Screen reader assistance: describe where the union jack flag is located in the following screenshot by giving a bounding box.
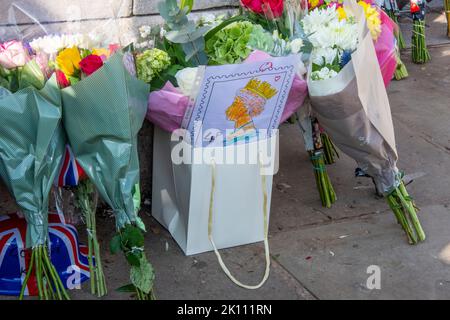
[57,144,86,187]
[0,212,91,296]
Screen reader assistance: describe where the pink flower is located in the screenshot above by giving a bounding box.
[109,43,120,55]
[241,0,284,18]
[35,51,50,77]
[0,40,30,69]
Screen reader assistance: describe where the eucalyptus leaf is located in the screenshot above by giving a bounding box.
[158,0,209,66]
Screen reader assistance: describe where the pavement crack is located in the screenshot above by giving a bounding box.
[270,255,320,300]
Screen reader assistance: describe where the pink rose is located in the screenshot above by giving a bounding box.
[0,40,30,69]
[241,0,284,18]
[79,54,104,76]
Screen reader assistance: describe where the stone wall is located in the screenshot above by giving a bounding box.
[0,0,239,43]
[0,0,239,213]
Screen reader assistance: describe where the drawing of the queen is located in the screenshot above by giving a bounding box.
[224,78,277,144]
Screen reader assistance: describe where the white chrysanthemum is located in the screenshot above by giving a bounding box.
[311,67,338,81]
[302,7,339,35]
[312,47,340,66]
[29,34,100,55]
[327,19,359,51]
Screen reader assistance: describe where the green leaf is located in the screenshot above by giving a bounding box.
[122,224,145,248]
[130,256,155,294]
[110,234,122,254]
[68,76,80,85]
[180,0,194,13]
[116,283,137,293]
[126,252,142,267]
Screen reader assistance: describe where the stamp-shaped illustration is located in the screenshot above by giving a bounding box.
[183,56,297,147]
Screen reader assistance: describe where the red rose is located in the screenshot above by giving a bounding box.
[241,0,283,18]
[55,69,70,88]
[79,54,104,76]
[266,0,283,18]
[241,0,264,14]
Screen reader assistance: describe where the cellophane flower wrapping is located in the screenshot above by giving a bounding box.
[61,50,149,229]
[0,75,65,247]
[307,1,400,194]
[375,9,397,87]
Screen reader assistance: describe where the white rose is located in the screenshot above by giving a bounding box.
[175,67,200,97]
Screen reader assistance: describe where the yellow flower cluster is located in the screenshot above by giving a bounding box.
[336,7,347,20]
[358,1,382,40]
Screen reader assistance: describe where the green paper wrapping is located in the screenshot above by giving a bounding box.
[0,75,65,247]
[61,51,149,229]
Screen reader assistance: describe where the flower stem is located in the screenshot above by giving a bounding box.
[310,152,336,208]
[386,181,426,245]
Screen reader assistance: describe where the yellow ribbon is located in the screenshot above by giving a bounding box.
[208,155,270,290]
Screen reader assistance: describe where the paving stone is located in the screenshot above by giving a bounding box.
[270,205,450,299]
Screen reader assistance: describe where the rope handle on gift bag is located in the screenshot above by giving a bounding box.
[208,157,270,290]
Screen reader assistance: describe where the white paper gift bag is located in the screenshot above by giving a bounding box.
[151,126,279,288]
[152,126,278,254]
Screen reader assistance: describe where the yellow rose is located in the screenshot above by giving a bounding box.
[56,46,81,76]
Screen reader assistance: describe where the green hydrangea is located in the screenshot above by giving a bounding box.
[205,21,254,65]
[136,48,171,83]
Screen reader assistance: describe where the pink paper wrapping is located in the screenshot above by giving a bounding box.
[146,50,308,132]
[147,81,190,133]
[375,9,397,88]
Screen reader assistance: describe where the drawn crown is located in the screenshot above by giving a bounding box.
[244,78,277,100]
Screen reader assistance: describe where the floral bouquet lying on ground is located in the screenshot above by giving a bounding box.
[53,42,155,299]
[0,39,68,299]
[305,0,425,244]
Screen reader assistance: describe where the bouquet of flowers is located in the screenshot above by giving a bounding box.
[35,39,112,298]
[141,0,309,134]
[410,0,431,64]
[305,0,425,244]
[0,40,69,299]
[59,44,155,299]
